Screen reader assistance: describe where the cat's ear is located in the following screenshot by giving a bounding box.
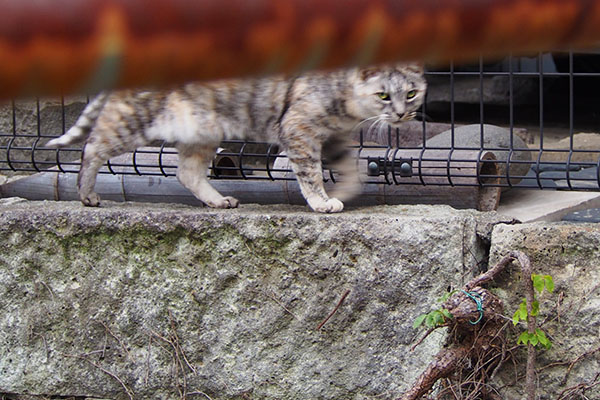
[358,66,382,81]
[404,62,425,74]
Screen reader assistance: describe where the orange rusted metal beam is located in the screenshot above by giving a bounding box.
[1,0,600,98]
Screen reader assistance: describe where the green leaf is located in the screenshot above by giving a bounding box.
[434,311,445,326]
[531,300,540,317]
[441,308,453,320]
[518,300,528,320]
[530,333,539,346]
[532,274,545,294]
[512,309,520,326]
[425,313,436,328]
[543,341,552,350]
[536,328,551,349]
[544,275,555,293]
[413,314,427,329]
[517,331,530,345]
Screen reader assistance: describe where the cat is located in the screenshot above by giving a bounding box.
[46,64,426,213]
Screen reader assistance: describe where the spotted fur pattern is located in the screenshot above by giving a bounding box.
[47,64,426,212]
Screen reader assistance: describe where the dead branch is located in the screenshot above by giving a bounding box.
[150,328,188,398]
[399,251,544,400]
[402,346,471,400]
[410,327,437,352]
[464,253,516,290]
[316,289,351,330]
[399,286,507,400]
[398,251,521,400]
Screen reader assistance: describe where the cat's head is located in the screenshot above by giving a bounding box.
[349,63,427,126]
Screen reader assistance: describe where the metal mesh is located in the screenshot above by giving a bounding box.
[1,51,599,191]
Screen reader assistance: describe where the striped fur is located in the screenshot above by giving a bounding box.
[46,64,426,212]
[47,92,110,148]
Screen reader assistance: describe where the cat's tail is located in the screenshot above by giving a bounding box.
[46,92,110,148]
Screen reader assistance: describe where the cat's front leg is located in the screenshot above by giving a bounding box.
[283,136,344,213]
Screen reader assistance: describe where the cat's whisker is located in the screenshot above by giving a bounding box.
[365,116,393,143]
[377,119,391,145]
[402,111,417,121]
[366,118,386,139]
[353,115,382,132]
[365,121,378,138]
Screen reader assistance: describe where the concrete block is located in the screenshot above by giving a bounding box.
[489,222,600,400]
[0,201,508,399]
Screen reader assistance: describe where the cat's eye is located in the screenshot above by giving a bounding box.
[406,90,417,100]
[377,92,391,101]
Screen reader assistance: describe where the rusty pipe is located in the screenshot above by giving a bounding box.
[1,0,600,98]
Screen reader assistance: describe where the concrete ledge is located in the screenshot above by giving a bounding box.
[0,201,508,399]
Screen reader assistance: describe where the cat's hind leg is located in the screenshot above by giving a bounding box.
[78,146,105,206]
[326,154,362,202]
[176,144,239,209]
[78,139,129,206]
[322,138,362,202]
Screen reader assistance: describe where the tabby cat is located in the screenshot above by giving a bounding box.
[47,64,426,213]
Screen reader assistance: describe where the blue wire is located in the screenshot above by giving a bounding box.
[461,290,484,325]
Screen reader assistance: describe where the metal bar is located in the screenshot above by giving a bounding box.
[566,50,575,190]
[535,52,544,189]
[447,61,455,187]
[506,54,515,188]
[2,0,600,98]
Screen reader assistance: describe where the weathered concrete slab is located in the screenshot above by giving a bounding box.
[498,188,600,222]
[0,201,510,399]
[489,222,600,399]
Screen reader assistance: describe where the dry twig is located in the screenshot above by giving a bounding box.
[556,372,600,400]
[410,327,438,352]
[61,352,134,400]
[263,290,300,321]
[150,311,198,399]
[100,321,132,360]
[188,391,215,399]
[316,289,351,330]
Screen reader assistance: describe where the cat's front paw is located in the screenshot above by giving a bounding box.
[206,196,240,209]
[81,192,101,207]
[310,197,344,213]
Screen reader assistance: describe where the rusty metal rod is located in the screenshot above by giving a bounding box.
[1,0,600,98]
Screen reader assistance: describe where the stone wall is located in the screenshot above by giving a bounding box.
[0,201,598,399]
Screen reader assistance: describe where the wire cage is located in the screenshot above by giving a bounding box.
[1,51,599,209]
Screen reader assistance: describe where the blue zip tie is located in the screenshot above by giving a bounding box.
[461,290,484,325]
